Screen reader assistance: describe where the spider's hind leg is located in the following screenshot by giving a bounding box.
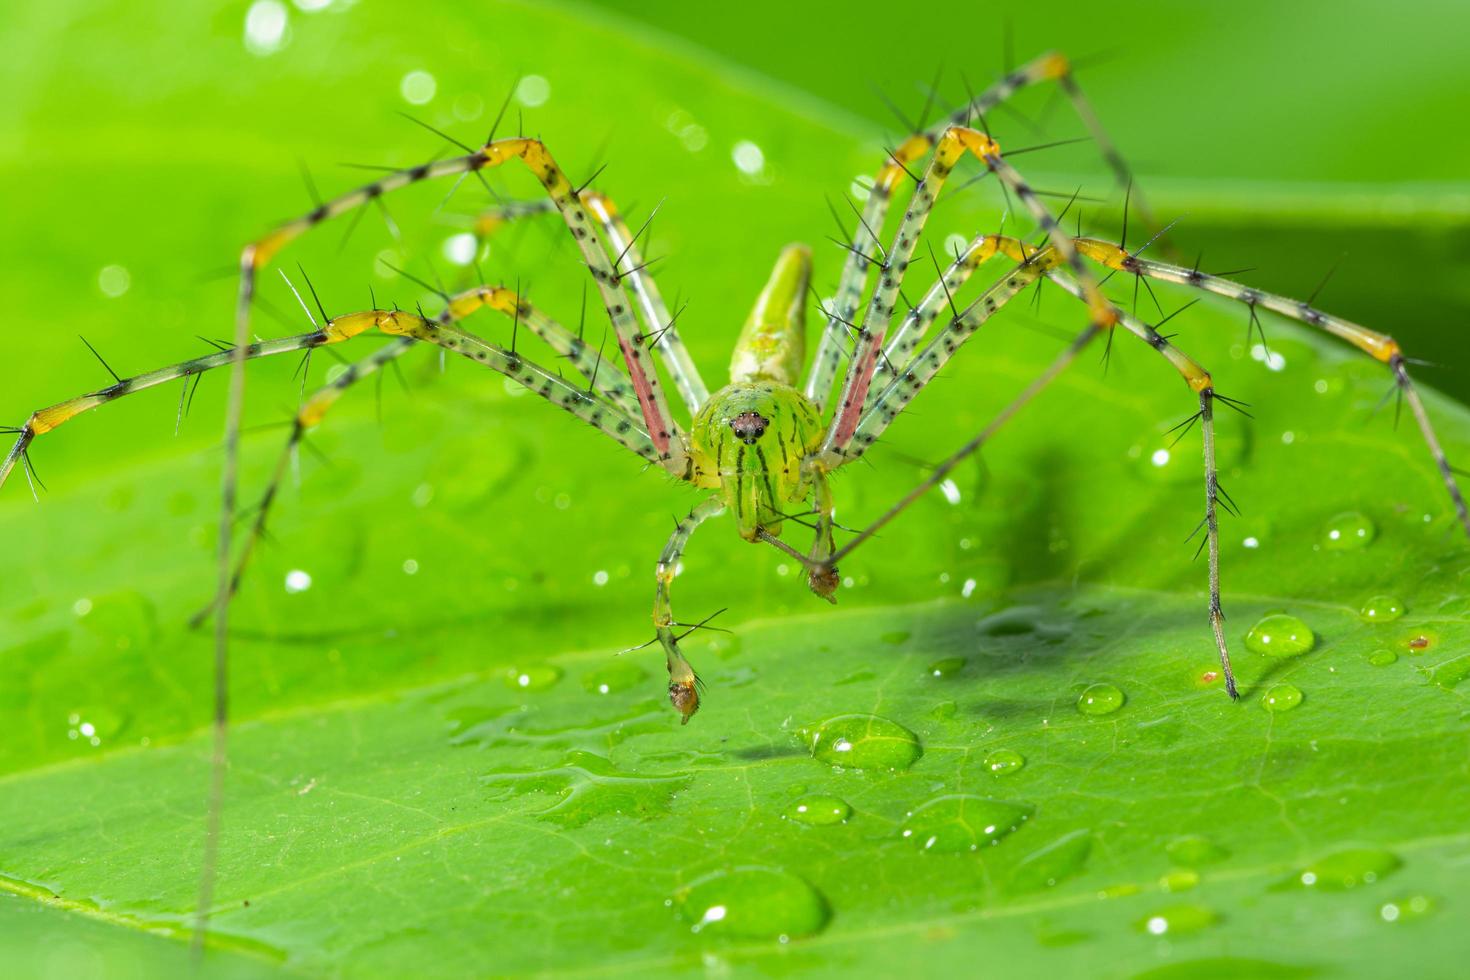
[1070,238,1470,537]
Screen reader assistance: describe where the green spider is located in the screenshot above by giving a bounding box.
[5,49,1466,747]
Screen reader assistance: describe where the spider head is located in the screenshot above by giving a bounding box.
[729,411,768,444]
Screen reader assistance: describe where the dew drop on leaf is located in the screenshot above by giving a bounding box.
[900,795,1033,852]
[501,665,563,691]
[1166,835,1229,867]
[1135,903,1220,935]
[1244,613,1315,657]
[1286,847,1401,891]
[1379,894,1437,923]
[676,868,829,940]
[1076,683,1125,716]
[927,657,966,679]
[1009,829,1090,890]
[784,795,851,825]
[580,660,647,695]
[1367,649,1398,667]
[1321,510,1375,550]
[983,748,1025,776]
[802,714,921,771]
[1359,595,1405,622]
[1262,683,1303,712]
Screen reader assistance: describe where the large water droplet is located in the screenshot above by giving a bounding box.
[1244,613,1315,657]
[802,714,922,771]
[1166,835,1229,867]
[1009,829,1091,890]
[1136,904,1220,935]
[983,748,1025,776]
[676,868,829,940]
[1423,653,1470,690]
[1367,649,1398,667]
[1359,596,1405,622]
[1076,683,1125,716]
[1262,683,1303,712]
[900,795,1033,852]
[785,795,851,826]
[1289,847,1400,891]
[1322,511,1375,550]
[581,660,647,695]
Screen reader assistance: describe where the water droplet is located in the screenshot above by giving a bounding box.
[1379,894,1436,923]
[983,748,1025,776]
[1288,847,1400,891]
[1134,415,1247,484]
[676,868,829,940]
[927,657,966,679]
[1166,835,1229,867]
[1161,869,1200,892]
[1136,904,1219,935]
[1367,649,1398,667]
[1262,683,1303,712]
[1244,613,1315,657]
[802,714,921,771]
[1423,653,1470,690]
[1009,829,1090,890]
[785,795,851,826]
[1076,683,1124,716]
[930,701,957,720]
[881,630,910,645]
[900,795,1033,852]
[283,569,313,594]
[1360,595,1405,622]
[502,664,563,691]
[581,660,647,695]
[1322,511,1375,550]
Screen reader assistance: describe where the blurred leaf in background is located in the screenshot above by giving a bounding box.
[1,1,1468,976]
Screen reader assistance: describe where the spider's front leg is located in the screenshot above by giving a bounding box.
[654,497,725,723]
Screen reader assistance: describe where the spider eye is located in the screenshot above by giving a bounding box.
[729,411,769,444]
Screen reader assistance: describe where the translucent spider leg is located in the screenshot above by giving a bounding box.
[804,51,1142,409]
[195,283,657,624]
[581,192,709,413]
[655,496,725,723]
[192,336,420,627]
[1068,239,1470,536]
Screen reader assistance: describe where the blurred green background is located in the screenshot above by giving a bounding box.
[2,1,1469,976]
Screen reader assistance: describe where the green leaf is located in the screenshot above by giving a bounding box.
[3,2,1468,977]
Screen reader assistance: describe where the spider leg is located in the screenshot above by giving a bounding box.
[0,327,348,491]
[1069,238,1470,536]
[1046,273,1237,697]
[818,128,1116,468]
[191,288,663,626]
[581,192,710,414]
[472,190,709,416]
[804,50,1149,411]
[191,336,420,627]
[655,496,725,723]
